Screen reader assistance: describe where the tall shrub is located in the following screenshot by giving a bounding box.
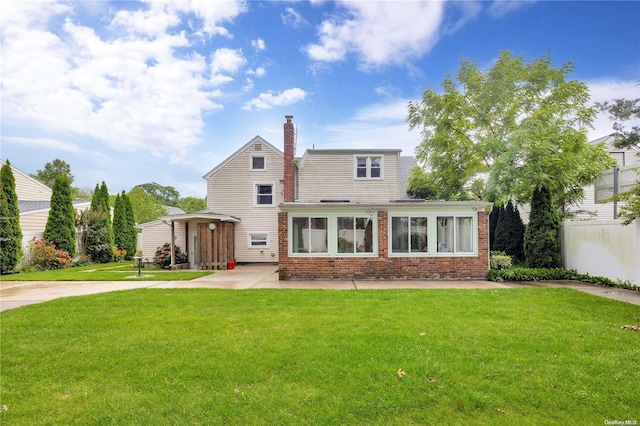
[489,204,502,251]
[524,187,561,268]
[122,191,137,258]
[0,160,23,273]
[493,200,525,262]
[44,175,76,258]
[78,209,113,263]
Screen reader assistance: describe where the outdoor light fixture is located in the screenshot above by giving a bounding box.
[209,223,217,230]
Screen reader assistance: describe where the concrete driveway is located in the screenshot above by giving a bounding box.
[1,264,639,311]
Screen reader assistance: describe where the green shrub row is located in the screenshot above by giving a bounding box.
[487,267,639,292]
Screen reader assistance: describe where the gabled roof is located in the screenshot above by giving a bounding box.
[202,135,283,180]
[137,210,241,228]
[0,159,53,200]
[589,133,640,152]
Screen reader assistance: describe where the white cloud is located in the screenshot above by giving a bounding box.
[318,99,420,154]
[305,1,444,69]
[1,1,247,164]
[282,7,309,28]
[586,79,640,140]
[247,67,266,78]
[251,38,265,50]
[488,0,536,18]
[242,88,307,111]
[1,136,83,153]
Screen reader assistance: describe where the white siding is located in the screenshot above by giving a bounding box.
[207,141,283,262]
[1,161,52,201]
[137,221,187,263]
[297,152,400,203]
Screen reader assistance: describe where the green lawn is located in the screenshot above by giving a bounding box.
[4,262,212,281]
[1,288,639,425]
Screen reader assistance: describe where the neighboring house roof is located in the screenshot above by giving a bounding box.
[1,159,53,201]
[202,136,283,180]
[163,205,185,215]
[18,200,91,215]
[399,156,416,199]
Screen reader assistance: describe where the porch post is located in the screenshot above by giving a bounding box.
[170,221,176,268]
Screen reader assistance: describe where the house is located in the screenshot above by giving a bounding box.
[1,160,91,250]
[566,134,640,220]
[147,116,492,279]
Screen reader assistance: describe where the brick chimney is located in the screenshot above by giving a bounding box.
[283,115,295,202]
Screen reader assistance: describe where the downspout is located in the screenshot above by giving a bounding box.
[170,221,176,269]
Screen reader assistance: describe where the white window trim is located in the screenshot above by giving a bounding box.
[250,154,266,171]
[248,232,270,248]
[353,155,384,180]
[288,213,378,257]
[388,212,477,257]
[253,182,275,207]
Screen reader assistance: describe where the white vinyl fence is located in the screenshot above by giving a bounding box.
[560,219,639,284]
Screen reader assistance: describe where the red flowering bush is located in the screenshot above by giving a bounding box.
[23,237,71,271]
[153,243,187,268]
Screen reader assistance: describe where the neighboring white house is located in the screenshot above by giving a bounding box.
[1,160,91,249]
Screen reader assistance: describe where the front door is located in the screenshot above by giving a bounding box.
[189,231,198,269]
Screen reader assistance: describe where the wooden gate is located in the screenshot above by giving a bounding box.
[197,222,235,270]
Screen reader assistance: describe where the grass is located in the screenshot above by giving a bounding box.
[4,262,212,281]
[1,288,639,425]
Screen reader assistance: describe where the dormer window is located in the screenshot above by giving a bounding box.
[251,155,265,170]
[354,155,383,179]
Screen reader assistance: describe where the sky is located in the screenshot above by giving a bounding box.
[1,0,639,198]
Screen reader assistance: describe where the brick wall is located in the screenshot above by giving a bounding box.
[283,115,295,202]
[278,210,490,280]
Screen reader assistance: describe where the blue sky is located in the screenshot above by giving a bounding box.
[1,1,639,198]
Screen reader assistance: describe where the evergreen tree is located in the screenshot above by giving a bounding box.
[122,191,137,258]
[90,183,101,211]
[99,181,114,245]
[43,175,76,257]
[493,200,525,261]
[489,204,502,251]
[0,160,23,273]
[113,193,127,255]
[524,187,561,268]
[85,181,113,262]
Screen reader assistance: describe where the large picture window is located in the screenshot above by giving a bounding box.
[391,216,428,254]
[291,217,328,254]
[337,216,374,253]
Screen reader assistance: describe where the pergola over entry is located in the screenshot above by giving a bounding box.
[159,211,240,270]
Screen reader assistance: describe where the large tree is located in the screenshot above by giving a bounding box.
[122,191,138,256]
[128,186,167,224]
[407,51,614,207]
[133,182,181,206]
[113,192,137,259]
[595,97,639,150]
[30,159,74,187]
[177,196,207,213]
[43,175,76,257]
[493,200,525,262]
[0,161,23,273]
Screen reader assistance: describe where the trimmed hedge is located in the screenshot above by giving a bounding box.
[487,267,639,292]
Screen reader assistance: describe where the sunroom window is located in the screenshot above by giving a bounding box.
[391,216,428,253]
[291,217,328,254]
[437,216,473,253]
[337,216,374,253]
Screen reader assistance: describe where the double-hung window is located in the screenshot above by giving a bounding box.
[391,216,428,254]
[354,155,383,179]
[255,183,274,206]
